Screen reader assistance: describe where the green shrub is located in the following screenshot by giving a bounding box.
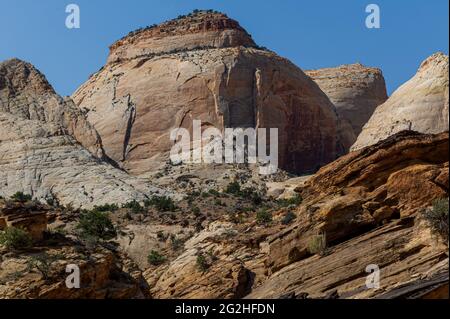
[192,206,201,216]
[10,192,32,202]
[122,200,144,214]
[196,253,210,272]
[208,189,221,197]
[278,195,302,207]
[225,181,241,195]
[423,198,449,242]
[307,232,327,255]
[76,210,116,240]
[92,203,119,213]
[256,209,272,225]
[0,227,32,250]
[145,196,177,212]
[170,235,184,250]
[27,253,56,280]
[147,250,166,266]
[282,211,297,225]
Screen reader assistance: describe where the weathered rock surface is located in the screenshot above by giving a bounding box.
[0,200,149,299]
[247,131,449,299]
[0,199,48,241]
[306,63,388,137]
[352,53,449,150]
[0,59,104,158]
[73,11,349,175]
[267,131,448,273]
[0,59,169,209]
[0,245,148,299]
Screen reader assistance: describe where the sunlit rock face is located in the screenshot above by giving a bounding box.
[352,52,449,151]
[72,11,350,175]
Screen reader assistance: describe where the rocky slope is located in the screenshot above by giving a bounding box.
[0,59,168,209]
[0,199,148,299]
[306,63,388,138]
[249,131,449,298]
[352,53,449,150]
[72,10,350,175]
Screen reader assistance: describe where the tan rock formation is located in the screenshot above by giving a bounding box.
[0,59,170,209]
[306,63,388,137]
[267,131,449,274]
[0,200,48,241]
[0,245,148,299]
[352,53,449,150]
[72,11,349,175]
[0,59,104,158]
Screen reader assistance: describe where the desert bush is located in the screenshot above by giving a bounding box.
[147,250,166,266]
[170,235,184,250]
[281,211,297,225]
[10,192,32,202]
[307,232,327,255]
[423,198,449,242]
[122,200,144,214]
[256,209,272,225]
[0,227,32,250]
[196,253,210,272]
[277,195,302,208]
[225,181,241,195]
[145,196,177,212]
[76,210,116,240]
[92,203,119,213]
[27,253,56,280]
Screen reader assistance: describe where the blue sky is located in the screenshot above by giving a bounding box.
[0,0,448,96]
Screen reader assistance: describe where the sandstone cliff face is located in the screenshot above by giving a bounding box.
[0,59,104,158]
[0,59,169,209]
[352,53,449,150]
[306,63,388,138]
[73,11,348,175]
[250,131,448,298]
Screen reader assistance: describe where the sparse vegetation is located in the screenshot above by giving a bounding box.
[423,198,449,242]
[170,234,184,250]
[92,203,119,213]
[225,181,241,195]
[147,250,166,266]
[307,232,327,255]
[10,192,32,202]
[277,195,302,208]
[0,227,32,250]
[256,209,272,225]
[157,231,168,242]
[76,210,116,241]
[196,253,210,272]
[122,200,145,214]
[27,253,56,280]
[281,211,297,225]
[145,196,177,212]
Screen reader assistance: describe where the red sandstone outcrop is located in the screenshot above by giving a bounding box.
[72,11,350,175]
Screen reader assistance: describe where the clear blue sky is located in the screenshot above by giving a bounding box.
[0,0,448,96]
